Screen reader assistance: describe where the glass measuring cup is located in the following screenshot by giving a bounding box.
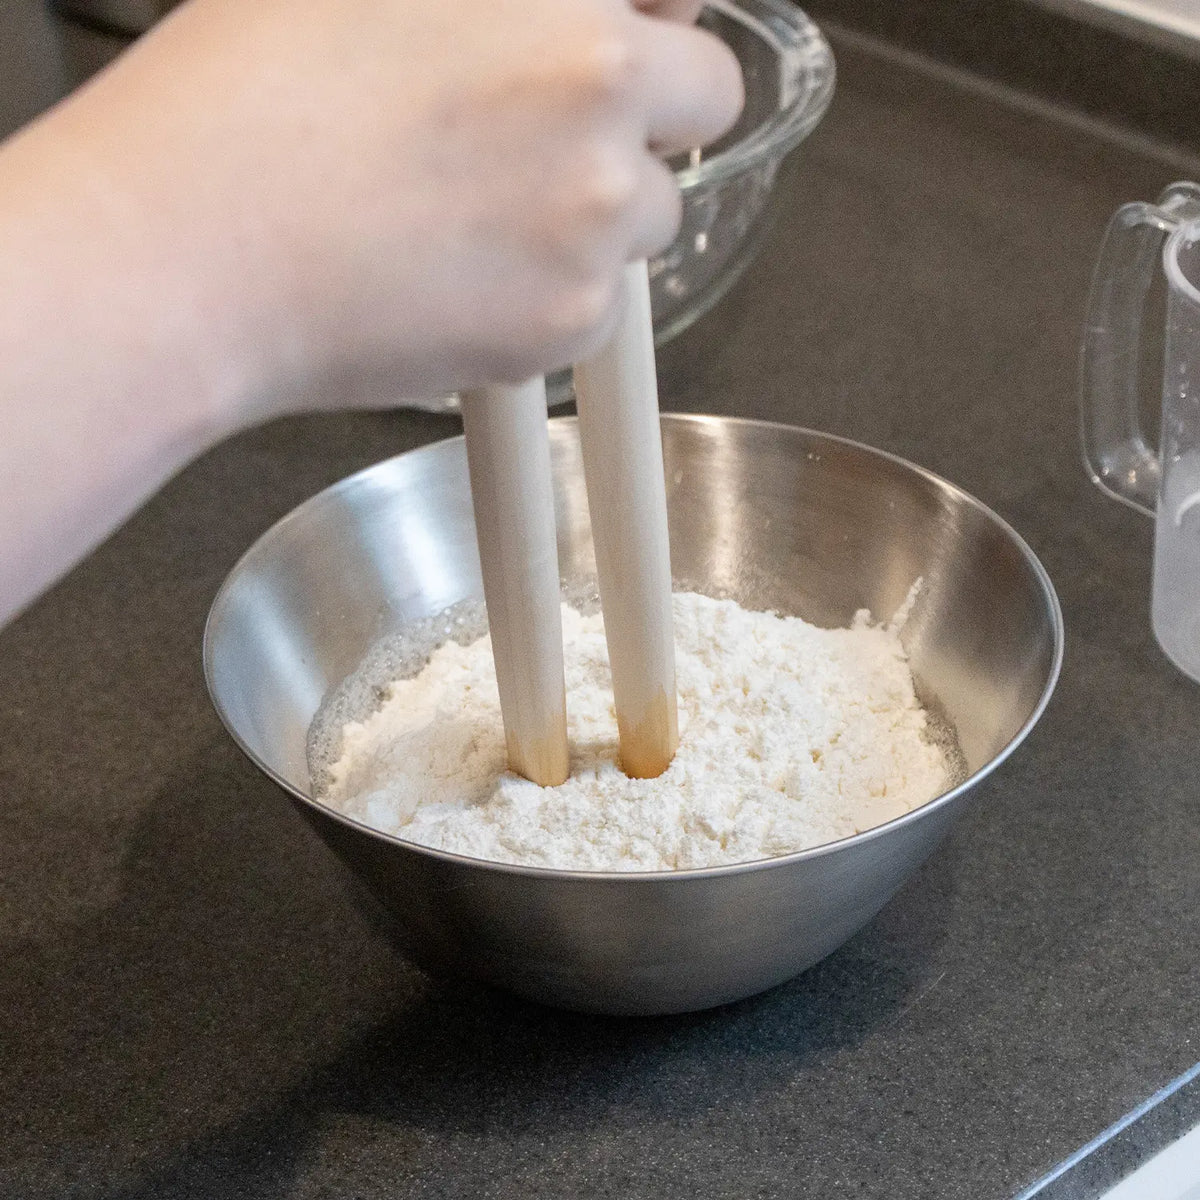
[1082,182,1200,681]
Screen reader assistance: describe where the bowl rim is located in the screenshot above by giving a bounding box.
[204,413,1065,883]
[674,0,837,193]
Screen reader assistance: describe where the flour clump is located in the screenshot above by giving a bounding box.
[316,592,956,871]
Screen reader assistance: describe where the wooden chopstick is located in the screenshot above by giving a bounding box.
[573,261,679,778]
[461,379,570,787]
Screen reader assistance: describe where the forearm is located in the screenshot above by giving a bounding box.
[0,79,244,625]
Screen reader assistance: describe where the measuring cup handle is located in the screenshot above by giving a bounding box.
[1081,182,1200,517]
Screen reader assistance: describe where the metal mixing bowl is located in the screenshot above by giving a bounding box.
[204,416,1062,1015]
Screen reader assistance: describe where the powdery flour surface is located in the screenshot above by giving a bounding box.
[319,592,953,871]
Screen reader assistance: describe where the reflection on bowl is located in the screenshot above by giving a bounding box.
[204,416,1062,1015]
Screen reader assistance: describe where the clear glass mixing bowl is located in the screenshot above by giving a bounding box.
[651,0,835,344]
[417,0,835,411]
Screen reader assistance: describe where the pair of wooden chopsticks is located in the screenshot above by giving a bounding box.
[461,261,678,785]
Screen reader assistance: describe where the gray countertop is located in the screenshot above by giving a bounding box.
[5,26,1200,1200]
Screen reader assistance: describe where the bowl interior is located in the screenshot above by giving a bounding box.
[206,415,1061,827]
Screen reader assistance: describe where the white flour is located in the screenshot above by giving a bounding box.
[316,592,955,871]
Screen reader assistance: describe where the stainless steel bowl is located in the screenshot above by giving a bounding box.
[204,416,1062,1015]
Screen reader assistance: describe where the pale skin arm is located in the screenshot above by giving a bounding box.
[0,0,741,626]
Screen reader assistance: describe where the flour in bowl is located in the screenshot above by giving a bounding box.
[311,592,959,871]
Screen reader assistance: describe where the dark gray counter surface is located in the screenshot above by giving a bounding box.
[5,28,1200,1200]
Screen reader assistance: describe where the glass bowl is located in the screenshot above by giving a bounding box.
[418,0,834,411]
[650,0,835,343]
